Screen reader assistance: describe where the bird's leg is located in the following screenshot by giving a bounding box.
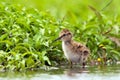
[69,60,73,68]
[82,62,86,68]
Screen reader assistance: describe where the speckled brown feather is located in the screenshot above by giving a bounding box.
[64,40,90,62]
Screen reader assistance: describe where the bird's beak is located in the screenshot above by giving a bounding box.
[53,36,62,42]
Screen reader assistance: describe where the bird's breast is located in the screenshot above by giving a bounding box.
[62,41,80,63]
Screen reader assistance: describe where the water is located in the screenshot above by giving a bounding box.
[0,64,120,80]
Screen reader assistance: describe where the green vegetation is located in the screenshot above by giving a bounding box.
[0,0,120,71]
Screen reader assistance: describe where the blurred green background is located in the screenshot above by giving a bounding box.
[1,0,120,22]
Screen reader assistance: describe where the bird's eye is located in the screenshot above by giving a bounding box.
[63,34,66,36]
[67,33,71,35]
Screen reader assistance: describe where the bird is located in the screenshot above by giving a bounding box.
[54,29,90,68]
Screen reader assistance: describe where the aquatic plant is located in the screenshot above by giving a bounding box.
[0,0,120,71]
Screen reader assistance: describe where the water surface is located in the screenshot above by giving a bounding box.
[0,64,120,80]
